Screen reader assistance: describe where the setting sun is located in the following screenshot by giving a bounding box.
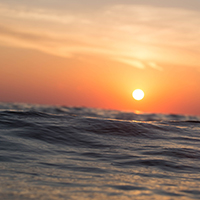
[132,89,145,101]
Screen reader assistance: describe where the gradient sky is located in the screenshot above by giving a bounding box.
[0,0,200,115]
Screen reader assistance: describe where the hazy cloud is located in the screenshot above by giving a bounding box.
[114,57,146,69]
[1,0,200,12]
[147,62,163,71]
[0,2,200,69]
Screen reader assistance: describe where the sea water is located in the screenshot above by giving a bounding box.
[0,103,200,200]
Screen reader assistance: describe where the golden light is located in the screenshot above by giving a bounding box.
[132,89,145,101]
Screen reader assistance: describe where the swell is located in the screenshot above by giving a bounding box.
[0,104,200,200]
[0,108,199,143]
[0,106,199,167]
[0,111,168,143]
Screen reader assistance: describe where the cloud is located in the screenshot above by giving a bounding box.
[1,0,200,12]
[147,62,163,71]
[0,3,200,69]
[114,57,146,69]
[113,58,163,71]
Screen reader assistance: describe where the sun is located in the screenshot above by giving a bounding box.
[132,89,144,101]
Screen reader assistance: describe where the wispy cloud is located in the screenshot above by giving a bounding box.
[114,57,146,69]
[0,3,200,70]
[147,62,163,71]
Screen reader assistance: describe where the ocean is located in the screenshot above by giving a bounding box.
[0,103,200,200]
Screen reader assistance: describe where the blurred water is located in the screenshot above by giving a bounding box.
[0,103,200,200]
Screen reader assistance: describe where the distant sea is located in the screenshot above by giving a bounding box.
[0,103,200,200]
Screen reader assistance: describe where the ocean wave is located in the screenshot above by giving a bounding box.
[0,103,200,199]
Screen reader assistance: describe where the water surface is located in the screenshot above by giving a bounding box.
[0,103,200,199]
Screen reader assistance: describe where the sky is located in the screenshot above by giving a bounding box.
[0,0,200,115]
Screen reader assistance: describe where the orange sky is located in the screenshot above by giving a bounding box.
[0,0,200,115]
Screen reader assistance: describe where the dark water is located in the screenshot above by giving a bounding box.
[0,103,200,200]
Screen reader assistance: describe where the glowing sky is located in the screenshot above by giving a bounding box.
[0,0,200,115]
